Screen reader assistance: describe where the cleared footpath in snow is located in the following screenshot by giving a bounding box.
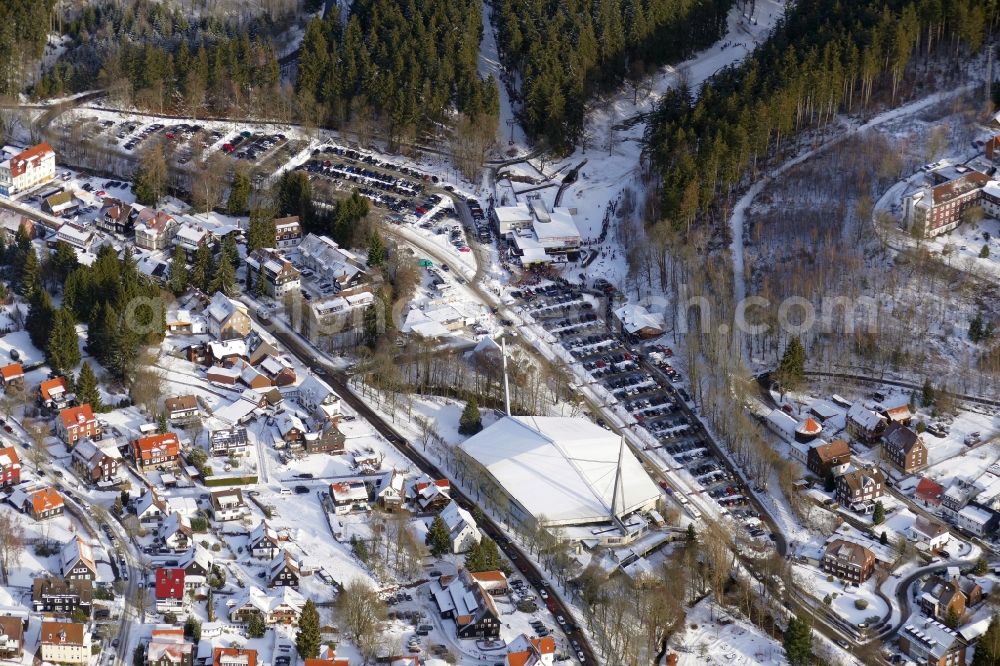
[477,0,526,149]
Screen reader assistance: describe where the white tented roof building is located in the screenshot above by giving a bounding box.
[460,416,659,527]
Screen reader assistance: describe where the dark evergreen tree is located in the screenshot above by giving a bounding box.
[458,398,483,436]
[872,501,885,525]
[51,240,79,283]
[247,612,266,638]
[776,336,806,389]
[246,209,276,252]
[426,515,451,556]
[362,303,379,348]
[783,615,813,666]
[26,288,55,352]
[275,171,314,228]
[367,231,387,268]
[183,616,201,643]
[226,168,251,216]
[168,245,188,295]
[19,247,39,298]
[210,251,237,296]
[465,536,505,573]
[922,378,935,407]
[76,362,103,411]
[971,313,985,342]
[190,243,211,293]
[823,470,836,493]
[47,308,81,374]
[295,599,321,658]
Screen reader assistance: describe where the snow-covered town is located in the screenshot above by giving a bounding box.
[0,1,996,666]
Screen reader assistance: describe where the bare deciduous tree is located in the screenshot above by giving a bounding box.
[336,579,387,660]
[0,511,25,584]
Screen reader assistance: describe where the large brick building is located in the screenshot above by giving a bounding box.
[881,423,928,474]
[822,539,876,583]
[836,466,885,513]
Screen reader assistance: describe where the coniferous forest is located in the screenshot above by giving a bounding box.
[0,0,57,97]
[493,0,734,152]
[36,0,499,149]
[294,0,499,144]
[644,0,999,234]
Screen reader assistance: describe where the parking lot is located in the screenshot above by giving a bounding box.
[517,283,764,532]
[63,116,307,185]
[299,145,427,210]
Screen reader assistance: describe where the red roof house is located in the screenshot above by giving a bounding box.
[39,376,70,407]
[26,487,64,520]
[915,477,945,507]
[213,647,257,666]
[0,362,24,386]
[132,433,181,469]
[155,568,185,612]
[56,404,100,447]
[413,479,451,494]
[0,445,20,487]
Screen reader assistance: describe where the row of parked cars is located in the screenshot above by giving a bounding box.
[465,197,491,243]
[122,122,165,151]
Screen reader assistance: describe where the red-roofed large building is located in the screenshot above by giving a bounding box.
[0,143,56,196]
[132,433,181,469]
[25,486,64,520]
[155,568,185,612]
[0,446,21,487]
[303,646,349,666]
[0,615,24,659]
[39,620,90,664]
[56,405,100,447]
[471,570,510,596]
[903,169,990,237]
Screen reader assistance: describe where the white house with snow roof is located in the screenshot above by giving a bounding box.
[438,500,481,553]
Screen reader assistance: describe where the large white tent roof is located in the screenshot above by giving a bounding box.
[460,416,659,526]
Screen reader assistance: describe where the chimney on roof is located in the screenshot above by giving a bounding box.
[77,413,85,423]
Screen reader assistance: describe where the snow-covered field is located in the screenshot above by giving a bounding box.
[671,597,785,666]
[792,564,887,627]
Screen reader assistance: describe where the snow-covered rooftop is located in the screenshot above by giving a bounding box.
[460,415,660,526]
